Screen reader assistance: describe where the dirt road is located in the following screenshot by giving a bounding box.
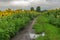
[11,19,36,40]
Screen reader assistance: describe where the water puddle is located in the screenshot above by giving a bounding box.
[29,32,45,39]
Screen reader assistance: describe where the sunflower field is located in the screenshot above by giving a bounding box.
[0,9,40,40]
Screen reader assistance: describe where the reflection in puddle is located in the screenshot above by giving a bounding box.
[29,32,45,39]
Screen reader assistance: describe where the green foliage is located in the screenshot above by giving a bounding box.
[0,11,39,40]
[30,7,34,11]
[33,23,44,34]
[35,36,49,40]
[33,10,60,40]
[36,6,41,12]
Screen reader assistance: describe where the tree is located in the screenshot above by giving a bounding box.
[31,7,34,11]
[36,6,41,12]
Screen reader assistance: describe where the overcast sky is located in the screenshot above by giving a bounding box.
[0,0,60,10]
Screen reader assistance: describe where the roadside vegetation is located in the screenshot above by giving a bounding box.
[0,6,60,40]
[33,9,60,40]
[0,8,40,40]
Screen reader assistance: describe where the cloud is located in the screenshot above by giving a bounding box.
[0,0,12,2]
[10,1,30,6]
[0,0,60,10]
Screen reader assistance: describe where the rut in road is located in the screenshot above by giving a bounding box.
[11,18,36,40]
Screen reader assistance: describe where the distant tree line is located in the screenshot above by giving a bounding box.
[30,6,41,12]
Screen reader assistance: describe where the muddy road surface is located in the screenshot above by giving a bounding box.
[11,19,36,40]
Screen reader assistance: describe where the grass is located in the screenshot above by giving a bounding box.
[33,16,60,40]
